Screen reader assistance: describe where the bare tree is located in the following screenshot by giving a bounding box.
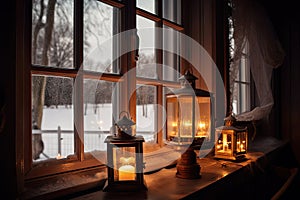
[32,0,57,160]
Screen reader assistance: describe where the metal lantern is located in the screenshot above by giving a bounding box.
[215,115,248,161]
[166,70,213,147]
[103,135,147,192]
[165,70,213,179]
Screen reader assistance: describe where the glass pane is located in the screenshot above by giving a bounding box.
[232,82,250,114]
[137,0,157,14]
[84,79,114,152]
[163,0,181,24]
[178,96,193,138]
[163,25,181,81]
[137,16,157,79]
[32,0,74,68]
[195,97,211,140]
[32,75,74,161]
[166,96,179,142]
[84,0,120,73]
[136,85,157,142]
[113,146,136,181]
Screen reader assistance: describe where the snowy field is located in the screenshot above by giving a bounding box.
[36,104,157,160]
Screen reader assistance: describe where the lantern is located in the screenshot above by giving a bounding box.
[165,70,213,179]
[214,115,248,161]
[103,112,147,192]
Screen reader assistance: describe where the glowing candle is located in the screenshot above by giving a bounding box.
[119,165,135,181]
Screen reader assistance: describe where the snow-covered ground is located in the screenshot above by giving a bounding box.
[37,104,158,160]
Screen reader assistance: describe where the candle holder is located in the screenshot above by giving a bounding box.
[103,112,147,192]
[214,114,248,161]
[165,69,214,179]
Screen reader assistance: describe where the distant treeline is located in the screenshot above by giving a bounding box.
[44,77,155,107]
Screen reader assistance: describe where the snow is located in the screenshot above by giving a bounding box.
[37,103,158,161]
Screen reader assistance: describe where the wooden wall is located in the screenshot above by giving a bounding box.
[0,0,18,198]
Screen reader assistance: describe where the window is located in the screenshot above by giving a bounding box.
[28,0,183,180]
[136,0,183,149]
[228,4,251,115]
[231,43,251,114]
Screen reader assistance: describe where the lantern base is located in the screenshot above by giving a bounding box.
[214,154,247,162]
[103,180,147,192]
[176,147,201,179]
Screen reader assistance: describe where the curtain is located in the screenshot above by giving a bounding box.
[230,0,285,121]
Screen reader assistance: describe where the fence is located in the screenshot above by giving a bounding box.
[33,126,156,161]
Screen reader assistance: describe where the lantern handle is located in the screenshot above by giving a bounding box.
[185,67,194,75]
[119,111,131,119]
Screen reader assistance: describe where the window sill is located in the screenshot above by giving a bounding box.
[23,136,290,199]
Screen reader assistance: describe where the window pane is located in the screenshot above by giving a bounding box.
[136,85,157,142]
[32,75,74,161]
[84,0,120,73]
[83,79,114,152]
[137,0,157,14]
[32,0,74,68]
[163,0,181,24]
[137,16,157,79]
[232,82,250,114]
[163,25,181,81]
[237,55,250,83]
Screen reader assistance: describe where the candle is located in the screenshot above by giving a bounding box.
[119,165,135,181]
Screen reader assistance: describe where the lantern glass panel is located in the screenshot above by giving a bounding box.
[216,130,234,156]
[166,96,179,141]
[195,96,211,140]
[236,132,247,153]
[112,146,136,181]
[178,96,194,139]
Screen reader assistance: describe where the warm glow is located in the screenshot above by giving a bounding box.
[119,165,135,181]
[120,156,135,165]
[172,122,177,127]
[198,122,206,129]
[183,120,192,127]
[56,153,63,159]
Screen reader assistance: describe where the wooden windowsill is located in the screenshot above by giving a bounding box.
[24,136,289,199]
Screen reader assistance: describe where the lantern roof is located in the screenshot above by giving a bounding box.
[178,70,198,82]
[216,125,247,132]
[166,87,211,97]
[116,115,135,127]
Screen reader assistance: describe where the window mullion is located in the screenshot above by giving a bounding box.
[74,0,84,161]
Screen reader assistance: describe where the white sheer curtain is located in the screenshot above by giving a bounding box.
[230,0,285,121]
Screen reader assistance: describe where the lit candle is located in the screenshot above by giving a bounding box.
[240,144,244,151]
[119,165,135,181]
[237,141,240,152]
[56,153,63,159]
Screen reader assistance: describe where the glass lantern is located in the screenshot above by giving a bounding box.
[103,136,147,192]
[215,115,248,161]
[165,70,213,179]
[166,70,213,147]
[103,111,146,192]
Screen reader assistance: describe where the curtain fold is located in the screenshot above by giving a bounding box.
[230,0,285,121]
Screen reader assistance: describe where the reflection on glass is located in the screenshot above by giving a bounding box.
[163,0,181,24]
[32,0,74,68]
[163,25,181,81]
[84,0,120,73]
[113,147,136,181]
[83,79,113,152]
[137,0,157,14]
[137,16,157,78]
[32,75,74,162]
[136,85,157,142]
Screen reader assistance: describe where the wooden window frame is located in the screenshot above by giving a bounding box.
[22,0,184,182]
